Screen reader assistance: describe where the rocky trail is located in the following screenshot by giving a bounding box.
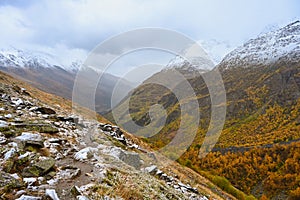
[0,83,232,200]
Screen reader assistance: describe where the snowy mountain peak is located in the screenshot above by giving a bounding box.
[0,47,81,72]
[165,54,214,73]
[220,20,300,69]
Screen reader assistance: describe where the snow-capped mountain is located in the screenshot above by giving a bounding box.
[220,20,300,70]
[0,47,81,72]
[165,55,213,74]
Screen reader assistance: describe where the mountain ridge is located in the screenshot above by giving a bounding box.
[219,20,300,70]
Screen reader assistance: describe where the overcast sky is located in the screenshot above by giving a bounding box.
[0,0,299,77]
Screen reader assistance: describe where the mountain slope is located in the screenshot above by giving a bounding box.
[0,70,233,199]
[105,21,300,199]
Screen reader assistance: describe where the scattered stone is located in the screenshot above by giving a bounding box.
[0,135,7,144]
[14,117,24,123]
[29,106,38,111]
[16,190,26,196]
[58,165,81,179]
[22,157,55,177]
[37,177,45,184]
[45,189,60,200]
[4,148,16,160]
[0,119,8,127]
[34,157,56,174]
[42,114,49,119]
[79,183,95,192]
[77,196,90,200]
[106,147,141,169]
[47,178,58,186]
[16,195,42,200]
[57,116,79,124]
[11,173,21,180]
[156,169,163,176]
[21,87,29,95]
[12,98,24,106]
[23,177,37,186]
[116,136,126,145]
[145,165,157,175]
[36,107,56,115]
[0,171,23,191]
[18,152,32,159]
[71,185,81,196]
[74,147,98,161]
[22,166,41,177]
[4,113,12,118]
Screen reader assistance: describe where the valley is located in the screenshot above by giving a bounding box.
[0,3,299,199]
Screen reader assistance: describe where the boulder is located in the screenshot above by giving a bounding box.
[107,147,141,169]
[0,171,23,192]
[145,165,157,175]
[22,166,41,177]
[74,147,98,161]
[58,165,81,179]
[23,177,37,186]
[34,158,56,174]
[0,120,8,128]
[15,132,44,148]
[22,158,56,177]
[45,189,60,200]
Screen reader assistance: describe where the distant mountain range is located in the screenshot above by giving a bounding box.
[0,37,232,114]
[0,47,135,113]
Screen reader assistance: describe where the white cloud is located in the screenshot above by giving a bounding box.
[0,6,34,46]
[0,0,298,71]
